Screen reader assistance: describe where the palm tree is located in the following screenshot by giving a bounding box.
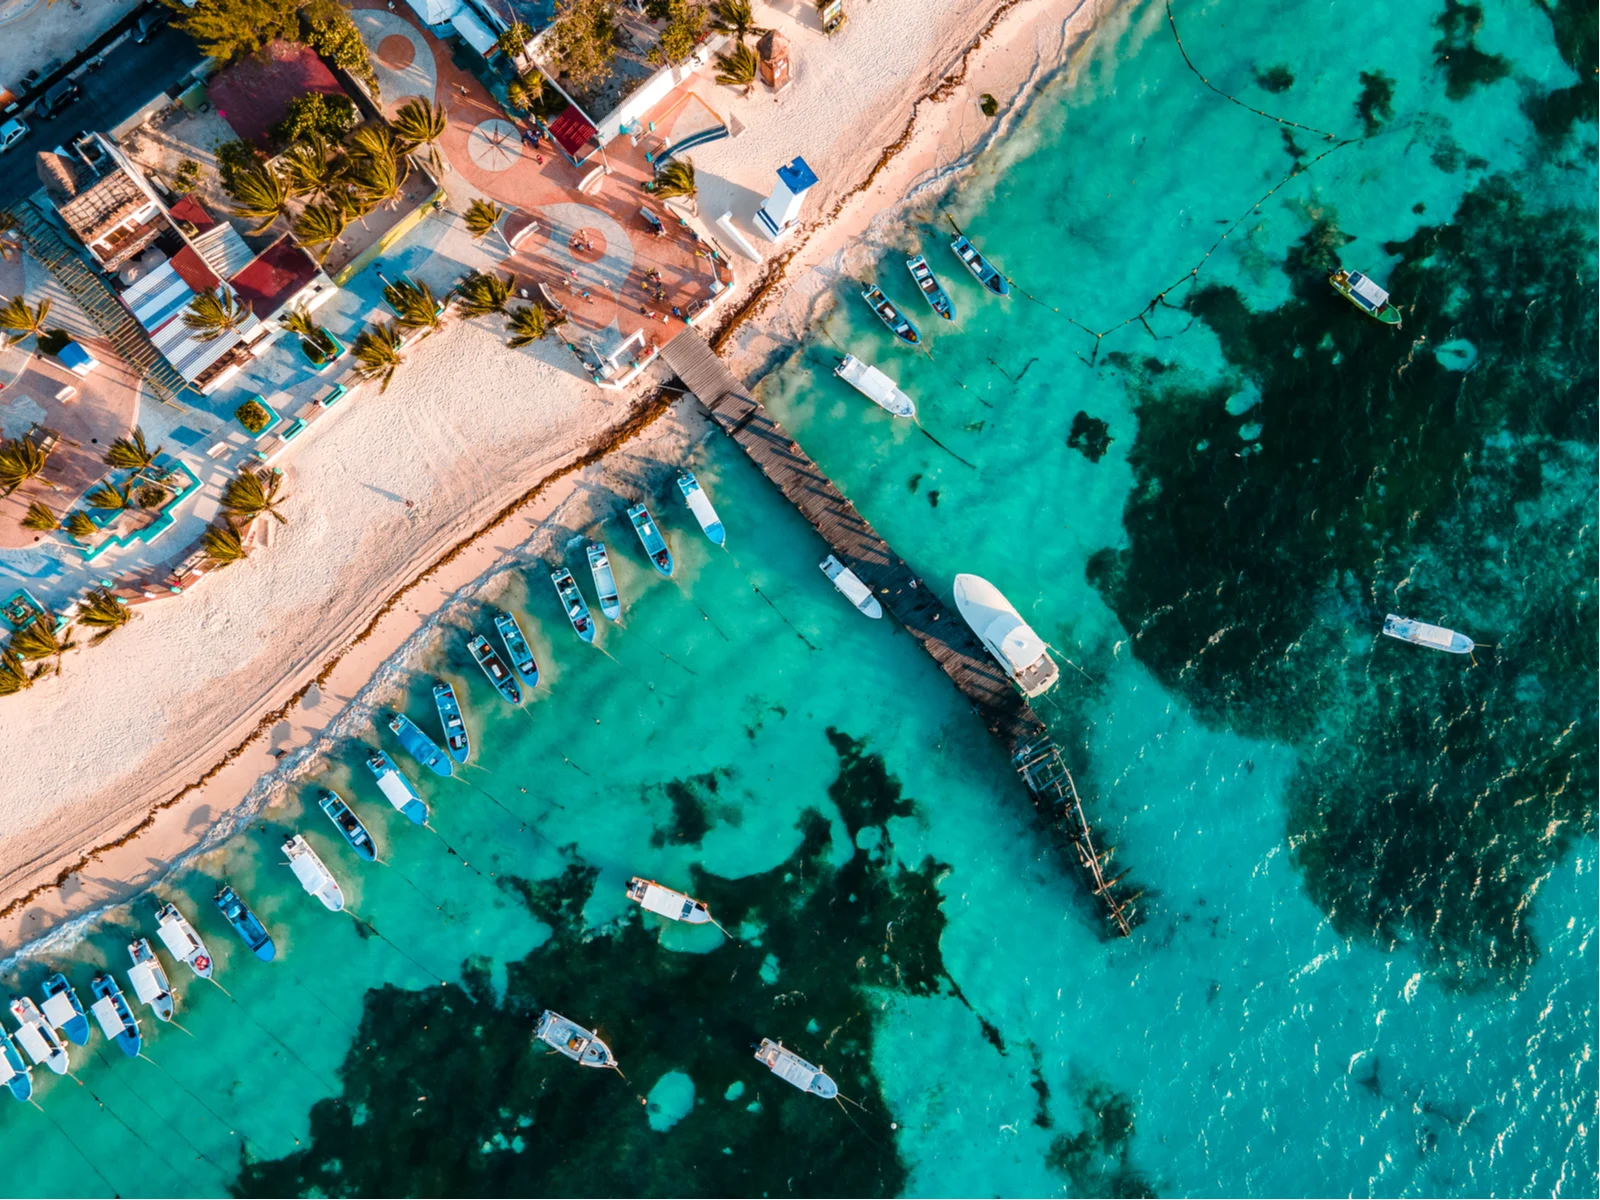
[392,98,448,175]
[388,279,444,336]
[0,648,42,696]
[653,157,698,207]
[350,122,403,165]
[222,468,290,526]
[505,303,547,348]
[182,288,250,342]
[453,270,514,319]
[0,294,51,345]
[85,480,130,511]
[21,501,56,531]
[506,71,545,116]
[463,197,505,240]
[75,587,130,645]
[63,511,97,540]
[351,322,407,392]
[293,202,350,262]
[228,162,291,234]
[714,41,758,95]
[281,134,344,201]
[202,521,248,568]
[12,611,75,675]
[103,426,162,471]
[0,436,50,495]
[709,0,763,40]
[352,148,405,212]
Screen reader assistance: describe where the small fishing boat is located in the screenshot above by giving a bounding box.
[433,681,470,764]
[833,354,915,419]
[551,567,596,643]
[861,283,920,345]
[319,789,378,862]
[949,234,1010,297]
[468,634,523,705]
[628,502,674,577]
[284,835,345,913]
[39,975,90,1047]
[1381,613,1473,655]
[754,1038,837,1099]
[366,749,429,825]
[214,885,276,962]
[127,938,175,1022]
[906,254,955,320]
[677,472,726,547]
[626,877,712,924]
[89,973,141,1058]
[388,711,453,778]
[533,1010,616,1068]
[155,902,213,979]
[1329,267,1402,326]
[820,555,883,619]
[9,997,69,1075]
[0,1026,32,1099]
[953,574,1058,697]
[587,542,622,622]
[494,611,539,687]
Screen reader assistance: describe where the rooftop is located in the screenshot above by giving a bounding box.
[229,236,321,317]
[207,40,349,150]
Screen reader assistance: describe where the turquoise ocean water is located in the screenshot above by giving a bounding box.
[1,0,1594,1193]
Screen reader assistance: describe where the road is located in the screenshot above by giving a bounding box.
[0,24,204,207]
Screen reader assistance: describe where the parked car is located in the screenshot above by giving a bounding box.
[36,80,81,119]
[56,340,100,377]
[0,118,28,153]
[133,9,170,42]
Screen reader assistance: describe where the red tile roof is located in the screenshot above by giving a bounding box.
[207,40,347,149]
[166,195,217,233]
[169,244,221,294]
[547,104,598,159]
[228,236,320,318]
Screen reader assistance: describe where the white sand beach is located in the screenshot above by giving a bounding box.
[0,0,1105,952]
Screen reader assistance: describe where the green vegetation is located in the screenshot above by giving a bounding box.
[215,139,261,191]
[63,511,97,540]
[182,287,252,341]
[280,304,339,358]
[709,0,762,40]
[165,0,379,98]
[651,156,697,203]
[235,397,274,434]
[649,0,706,65]
[173,158,203,194]
[453,270,515,319]
[392,98,448,175]
[0,648,42,696]
[75,588,131,645]
[303,0,380,98]
[0,437,51,495]
[385,278,444,336]
[202,521,249,567]
[0,294,52,346]
[505,303,547,348]
[226,161,292,234]
[85,481,130,512]
[21,501,57,531]
[713,40,757,94]
[496,20,533,59]
[271,92,357,147]
[103,426,162,472]
[11,610,75,676]
[463,197,505,240]
[547,0,619,87]
[222,467,290,526]
[350,321,407,392]
[292,202,350,261]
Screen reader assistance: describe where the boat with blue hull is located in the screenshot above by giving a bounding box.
[367,750,429,825]
[949,235,1010,296]
[0,1025,30,1100]
[319,789,378,861]
[587,543,622,622]
[469,634,522,705]
[677,472,725,546]
[552,567,595,643]
[89,973,141,1057]
[628,502,674,577]
[389,711,452,777]
[215,885,276,961]
[906,254,955,320]
[433,681,470,764]
[861,283,920,345]
[494,612,539,687]
[10,997,69,1075]
[40,975,90,1047]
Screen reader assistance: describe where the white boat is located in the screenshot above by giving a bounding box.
[283,835,345,912]
[626,877,711,924]
[754,1038,837,1098]
[820,555,882,619]
[127,938,175,1023]
[833,354,914,418]
[587,542,622,622]
[1381,613,1473,655]
[155,902,214,980]
[952,573,1058,697]
[8,997,69,1075]
[533,1010,615,1068]
[677,471,726,546]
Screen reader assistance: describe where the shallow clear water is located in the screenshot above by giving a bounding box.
[1,0,1593,1194]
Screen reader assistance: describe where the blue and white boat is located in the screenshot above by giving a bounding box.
[127,938,175,1022]
[906,254,955,320]
[949,234,1010,297]
[0,1025,32,1099]
[551,567,595,643]
[628,502,674,577]
[861,283,920,345]
[366,749,428,825]
[677,472,725,547]
[468,634,522,705]
[319,789,378,862]
[433,681,470,764]
[284,835,345,913]
[388,711,452,777]
[89,973,141,1057]
[214,885,276,962]
[587,542,622,622]
[494,611,539,687]
[1381,613,1473,654]
[9,997,69,1075]
[156,902,214,980]
[39,975,90,1047]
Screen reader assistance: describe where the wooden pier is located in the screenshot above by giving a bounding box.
[660,330,1133,937]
